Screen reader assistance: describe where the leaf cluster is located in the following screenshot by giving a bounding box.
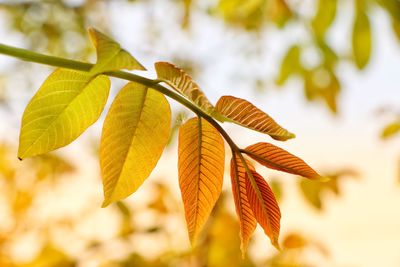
[13,28,323,253]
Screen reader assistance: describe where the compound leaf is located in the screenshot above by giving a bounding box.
[178,117,225,244]
[18,68,110,159]
[100,82,171,207]
[245,169,281,249]
[88,27,146,75]
[244,142,322,180]
[215,96,295,141]
[230,153,257,254]
[155,62,215,114]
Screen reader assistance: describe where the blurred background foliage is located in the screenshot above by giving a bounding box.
[1,0,399,112]
[0,143,330,267]
[0,0,399,266]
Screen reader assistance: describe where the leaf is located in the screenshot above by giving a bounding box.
[311,0,337,39]
[178,117,225,244]
[276,45,301,86]
[268,0,293,27]
[299,179,323,210]
[215,96,295,141]
[217,0,266,30]
[100,82,171,207]
[244,142,322,179]
[318,40,339,69]
[88,27,146,75]
[154,62,215,114]
[230,153,257,254]
[381,121,400,139]
[245,169,281,248]
[18,68,110,159]
[303,68,340,113]
[352,10,372,69]
[282,233,307,249]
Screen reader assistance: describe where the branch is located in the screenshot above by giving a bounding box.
[0,43,240,151]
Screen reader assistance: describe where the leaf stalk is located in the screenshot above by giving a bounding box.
[0,43,240,152]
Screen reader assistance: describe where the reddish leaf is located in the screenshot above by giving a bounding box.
[230,153,257,254]
[155,62,214,114]
[245,169,281,248]
[215,96,295,141]
[244,142,321,180]
[178,117,225,244]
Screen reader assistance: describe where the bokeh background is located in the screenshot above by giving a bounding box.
[0,0,400,266]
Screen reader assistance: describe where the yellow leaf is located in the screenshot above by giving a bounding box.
[381,121,400,139]
[245,169,281,249]
[282,233,307,249]
[154,62,215,114]
[352,10,372,69]
[230,153,257,254]
[276,45,301,85]
[88,27,146,75]
[267,0,293,27]
[178,117,225,244]
[244,142,322,180]
[100,82,171,207]
[217,0,266,30]
[215,96,295,141]
[311,0,337,39]
[18,69,110,159]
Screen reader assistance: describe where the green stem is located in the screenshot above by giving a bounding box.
[0,43,239,151]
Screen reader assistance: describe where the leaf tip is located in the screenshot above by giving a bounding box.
[272,132,296,141]
[239,241,250,258]
[273,241,281,251]
[101,199,112,208]
[189,239,197,248]
[87,27,99,45]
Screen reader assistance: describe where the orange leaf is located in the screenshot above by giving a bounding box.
[178,117,225,245]
[215,96,295,141]
[155,62,214,114]
[244,142,321,180]
[245,169,281,249]
[230,153,257,254]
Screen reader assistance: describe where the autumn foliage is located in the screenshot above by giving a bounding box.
[15,28,322,253]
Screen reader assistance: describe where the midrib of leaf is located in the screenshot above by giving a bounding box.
[91,47,120,75]
[107,88,148,199]
[231,153,245,226]
[161,79,213,113]
[238,152,275,243]
[242,149,294,174]
[231,151,255,254]
[19,76,97,159]
[194,116,202,233]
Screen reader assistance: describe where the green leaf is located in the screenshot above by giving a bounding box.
[18,69,110,159]
[352,10,372,69]
[276,45,301,86]
[311,0,337,39]
[100,82,171,207]
[88,27,146,75]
